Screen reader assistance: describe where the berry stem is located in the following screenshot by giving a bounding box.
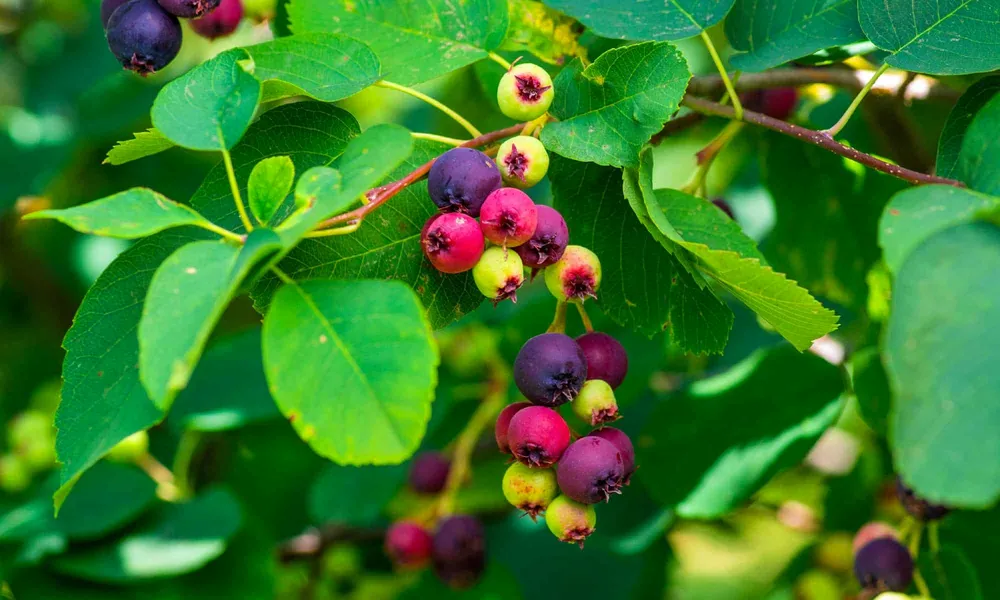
[683,119,745,196]
[376,80,483,138]
[823,62,890,137]
[489,52,513,70]
[546,301,568,334]
[908,521,923,557]
[574,302,594,333]
[136,452,181,501]
[194,220,245,244]
[221,147,254,233]
[913,568,931,598]
[928,521,941,554]
[171,429,200,501]
[411,132,468,146]
[699,31,744,121]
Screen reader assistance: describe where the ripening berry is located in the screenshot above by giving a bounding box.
[575,332,628,389]
[421,212,485,274]
[409,452,451,494]
[587,427,635,485]
[157,0,220,18]
[545,495,596,548]
[852,522,899,554]
[106,0,182,76]
[472,246,524,305]
[0,454,31,493]
[514,205,568,269]
[7,410,55,471]
[432,515,486,589]
[384,521,433,569]
[794,569,841,600]
[895,477,950,521]
[814,532,854,573]
[190,0,243,39]
[571,380,619,426]
[101,0,131,27]
[741,87,798,120]
[107,431,150,463]
[854,538,914,592]
[506,406,570,468]
[502,462,558,521]
[479,188,538,248]
[556,436,625,505]
[427,148,502,217]
[498,63,554,121]
[513,333,587,406]
[496,136,549,188]
[495,401,531,454]
[545,245,601,303]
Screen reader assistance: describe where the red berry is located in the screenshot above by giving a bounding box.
[741,88,798,120]
[479,188,538,248]
[587,427,635,485]
[575,332,628,389]
[385,521,433,568]
[421,212,485,274]
[494,401,531,454]
[432,515,486,589]
[190,0,242,39]
[409,452,450,494]
[514,205,568,268]
[507,406,570,468]
[556,436,624,504]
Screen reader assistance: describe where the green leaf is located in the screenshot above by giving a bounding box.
[151,49,262,151]
[54,230,200,512]
[24,188,215,239]
[936,75,1000,179]
[248,156,295,226]
[139,231,281,409]
[858,0,1000,75]
[251,140,483,329]
[287,0,508,86]
[499,0,586,65]
[639,345,845,517]
[726,0,865,72]
[243,33,381,103]
[544,0,734,41]
[878,185,999,275]
[50,487,243,583]
[550,154,732,352]
[851,347,891,436]
[262,280,438,464]
[940,507,1000,593]
[104,128,175,165]
[308,464,407,525]
[958,93,1000,195]
[918,545,984,600]
[885,222,1000,508]
[542,43,691,168]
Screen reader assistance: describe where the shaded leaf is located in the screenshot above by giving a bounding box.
[936,75,1000,179]
[499,0,586,64]
[248,156,295,226]
[545,0,734,41]
[918,545,984,600]
[104,128,175,166]
[957,93,1000,195]
[308,464,407,525]
[851,347,891,436]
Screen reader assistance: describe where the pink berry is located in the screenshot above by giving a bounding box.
[479,188,538,248]
[587,427,635,485]
[190,0,242,39]
[852,522,899,554]
[514,205,569,268]
[494,401,531,454]
[421,212,485,274]
[556,436,624,504]
[385,521,433,568]
[507,406,570,468]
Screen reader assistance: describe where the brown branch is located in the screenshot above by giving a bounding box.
[688,68,959,102]
[681,95,965,188]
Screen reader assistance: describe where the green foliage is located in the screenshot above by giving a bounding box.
[104,128,175,166]
[309,464,408,525]
[936,76,1000,179]
[545,0,734,41]
[247,156,295,226]
[918,545,984,600]
[958,94,1000,195]
[851,347,891,436]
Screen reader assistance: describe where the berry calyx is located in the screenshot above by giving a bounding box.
[190,0,243,40]
[852,522,899,554]
[501,462,558,521]
[106,0,182,76]
[587,427,635,485]
[409,452,451,494]
[498,63,554,121]
[384,521,433,569]
[545,245,601,303]
[101,0,131,27]
[514,205,569,269]
[496,136,549,188]
[479,188,538,248]
[556,436,625,504]
[506,406,570,468]
[472,246,524,305]
[157,0,220,18]
[421,212,485,274]
[895,477,950,521]
[513,333,587,406]
[575,332,628,389]
[571,380,619,426]
[427,148,502,217]
[545,495,596,548]
[432,515,486,589]
[107,430,150,463]
[495,401,531,454]
[853,538,914,593]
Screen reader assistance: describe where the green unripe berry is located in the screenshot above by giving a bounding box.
[545,245,601,303]
[107,431,150,463]
[497,63,554,121]
[502,462,558,521]
[571,380,620,426]
[473,246,524,306]
[873,594,912,600]
[0,454,31,493]
[7,410,56,471]
[545,495,596,548]
[794,569,841,600]
[496,136,549,188]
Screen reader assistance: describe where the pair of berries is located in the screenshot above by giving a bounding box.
[384,515,485,589]
[103,0,243,75]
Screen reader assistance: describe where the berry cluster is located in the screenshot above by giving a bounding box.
[102,0,244,76]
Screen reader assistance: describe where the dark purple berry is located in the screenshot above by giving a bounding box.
[385,521,433,569]
[514,205,568,269]
[106,0,182,76]
[711,198,735,219]
[556,436,625,505]
[495,401,531,454]
[853,522,898,554]
[190,0,242,39]
[741,88,798,120]
[157,0,220,17]
[853,537,913,592]
[506,406,570,468]
[101,0,131,27]
[420,212,484,274]
[513,333,587,406]
[479,188,538,248]
[427,148,502,217]
[409,452,450,494]
[575,332,628,389]
[587,427,635,485]
[432,515,486,589]
[895,477,950,521]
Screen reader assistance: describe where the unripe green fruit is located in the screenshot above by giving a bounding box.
[794,569,841,600]
[473,246,524,306]
[0,454,31,493]
[107,431,150,463]
[571,379,619,426]
[545,495,596,548]
[496,136,549,188]
[545,245,602,303]
[8,410,56,471]
[498,64,554,121]
[873,594,912,600]
[501,462,558,521]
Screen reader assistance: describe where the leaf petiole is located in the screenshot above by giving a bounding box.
[410,132,468,146]
[700,31,744,121]
[221,146,254,233]
[376,80,483,138]
[824,63,890,138]
[488,52,513,70]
